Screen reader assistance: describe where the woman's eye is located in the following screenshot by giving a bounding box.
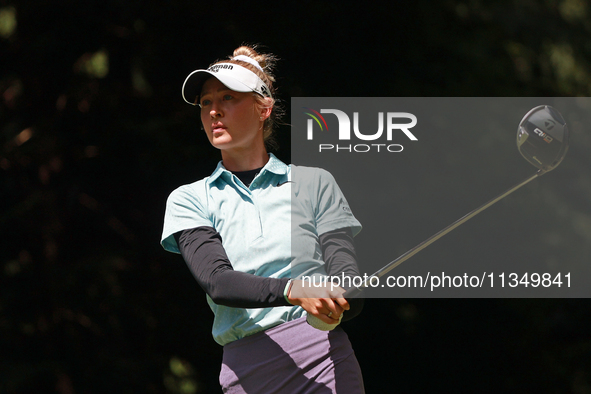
[200,99,211,107]
[223,94,233,101]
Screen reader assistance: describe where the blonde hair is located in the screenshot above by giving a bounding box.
[210,45,283,151]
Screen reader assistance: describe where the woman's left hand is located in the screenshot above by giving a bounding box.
[287,280,350,325]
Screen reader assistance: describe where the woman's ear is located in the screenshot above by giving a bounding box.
[259,97,274,120]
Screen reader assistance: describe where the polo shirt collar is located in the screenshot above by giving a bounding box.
[263,153,289,176]
[207,153,288,185]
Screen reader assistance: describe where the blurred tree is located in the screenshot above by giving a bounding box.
[1,0,590,393]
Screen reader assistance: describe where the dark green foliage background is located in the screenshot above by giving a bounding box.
[1,1,590,393]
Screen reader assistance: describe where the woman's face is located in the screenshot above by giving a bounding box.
[199,77,267,153]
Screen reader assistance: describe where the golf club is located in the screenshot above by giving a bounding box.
[307,105,569,330]
[345,104,569,298]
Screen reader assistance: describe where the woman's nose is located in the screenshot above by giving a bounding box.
[210,102,222,118]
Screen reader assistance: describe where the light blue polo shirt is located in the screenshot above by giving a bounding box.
[161,153,361,346]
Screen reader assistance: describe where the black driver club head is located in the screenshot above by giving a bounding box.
[517,105,569,173]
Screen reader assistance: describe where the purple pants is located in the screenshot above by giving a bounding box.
[220,317,365,393]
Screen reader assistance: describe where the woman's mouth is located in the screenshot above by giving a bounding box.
[212,122,226,134]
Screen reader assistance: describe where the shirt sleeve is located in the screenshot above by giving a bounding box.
[319,227,364,321]
[161,183,214,254]
[175,226,291,308]
[313,169,362,237]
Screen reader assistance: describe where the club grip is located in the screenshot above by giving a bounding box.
[306,313,343,331]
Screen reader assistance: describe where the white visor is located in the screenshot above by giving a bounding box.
[182,62,272,105]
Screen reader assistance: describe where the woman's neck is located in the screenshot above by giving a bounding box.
[221,147,269,172]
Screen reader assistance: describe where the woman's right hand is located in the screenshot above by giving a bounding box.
[287,279,350,325]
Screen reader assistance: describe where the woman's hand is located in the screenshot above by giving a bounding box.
[287,279,350,325]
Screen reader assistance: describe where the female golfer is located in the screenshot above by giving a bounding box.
[161,45,364,393]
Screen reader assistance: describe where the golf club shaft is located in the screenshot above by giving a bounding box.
[344,169,544,298]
